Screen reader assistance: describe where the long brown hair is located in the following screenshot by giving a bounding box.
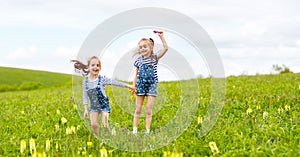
[71,56,101,76]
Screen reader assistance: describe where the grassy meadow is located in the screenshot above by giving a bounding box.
[0,67,299,156]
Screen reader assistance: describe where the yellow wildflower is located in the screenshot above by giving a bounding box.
[56,109,60,115]
[89,155,93,157]
[163,151,171,157]
[55,124,59,130]
[100,146,108,157]
[32,152,37,157]
[37,152,46,157]
[197,116,203,124]
[29,138,36,155]
[278,107,284,113]
[256,105,261,110]
[73,104,77,110]
[246,108,252,115]
[55,143,59,151]
[20,110,25,114]
[71,126,76,134]
[66,127,71,135]
[46,139,51,151]
[285,105,290,111]
[263,111,268,119]
[61,117,67,125]
[170,152,176,157]
[209,141,219,155]
[82,151,87,155]
[87,141,93,147]
[20,139,26,155]
[170,152,183,157]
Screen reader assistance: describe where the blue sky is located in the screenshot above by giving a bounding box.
[1,0,299,80]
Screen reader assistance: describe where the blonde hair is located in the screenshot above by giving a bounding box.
[133,38,156,66]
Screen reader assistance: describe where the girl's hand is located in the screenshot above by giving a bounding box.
[154,30,164,36]
[157,31,163,36]
[84,110,88,118]
[130,85,136,94]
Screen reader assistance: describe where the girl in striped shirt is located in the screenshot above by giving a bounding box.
[132,31,168,134]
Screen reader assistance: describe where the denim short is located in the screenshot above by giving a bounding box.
[136,80,157,97]
[90,102,111,113]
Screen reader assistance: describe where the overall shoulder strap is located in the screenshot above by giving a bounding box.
[97,75,101,86]
[139,56,143,64]
[85,77,89,91]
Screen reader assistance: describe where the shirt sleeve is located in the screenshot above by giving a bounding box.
[134,57,141,68]
[102,75,126,87]
[82,78,88,105]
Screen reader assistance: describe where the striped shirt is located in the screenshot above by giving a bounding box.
[82,75,126,104]
[134,55,158,83]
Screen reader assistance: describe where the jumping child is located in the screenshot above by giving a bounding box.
[72,56,134,136]
[132,31,168,134]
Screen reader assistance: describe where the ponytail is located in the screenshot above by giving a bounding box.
[71,59,89,76]
[71,56,101,76]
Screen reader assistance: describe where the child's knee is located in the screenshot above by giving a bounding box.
[91,122,98,129]
[135,108,142,115]
[146,109,152,116]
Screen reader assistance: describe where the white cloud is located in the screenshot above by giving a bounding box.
[53,46,79,59]
[6,45,37,60]
[1,0,300,77]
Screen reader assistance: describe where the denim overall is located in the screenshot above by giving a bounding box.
[136,56,157,96]
[85,76,110,112]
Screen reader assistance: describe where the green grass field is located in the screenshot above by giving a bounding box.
[0,67,299,156]
[0,66,72,92]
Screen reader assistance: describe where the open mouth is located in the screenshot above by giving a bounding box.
[92,69,99,73]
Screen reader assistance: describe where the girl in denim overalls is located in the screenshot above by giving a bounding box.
[72,56,134,136]
[132,31,168,134]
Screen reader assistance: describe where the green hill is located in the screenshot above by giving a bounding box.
[0,66,72,92]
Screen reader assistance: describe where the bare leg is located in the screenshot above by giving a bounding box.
[145,96,155,131]
[90,112,100,136]
[133,96,145,133]
[101,112,109,128]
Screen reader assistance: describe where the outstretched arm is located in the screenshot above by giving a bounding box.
[125,84,135,92]
[156,32,168,60]
[103,75,135,91]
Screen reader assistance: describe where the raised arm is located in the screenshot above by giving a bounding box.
[156,32,168,60]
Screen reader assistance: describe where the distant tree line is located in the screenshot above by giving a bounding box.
[272,64,293,74]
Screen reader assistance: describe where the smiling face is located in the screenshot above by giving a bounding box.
[88,57,101,76]
[138,39,153,58]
